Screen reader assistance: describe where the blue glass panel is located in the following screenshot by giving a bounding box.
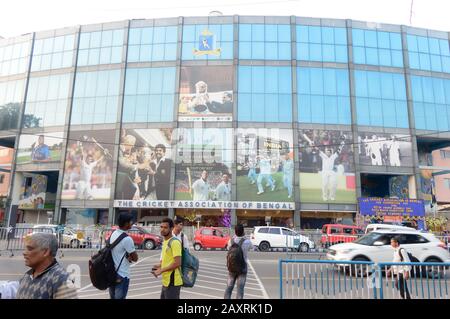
[251,94,265,121]
[417,36,429,53]
[278,25,291,42]
[278,43,291,60]
[220,42,233,59]
[238,66,251,93]
[251,42,264,59]
[353,46,366,64]
[239,24,252,41]
[164,43,177,60]
[160,94,174,122]
[364,30,377,47]
[309,26,321,44]
[440,39,450,56]
[425,103,437,130]
[310,43,322,61]
[298,68,310,94]
[378,49,391,66]
[413,102,425,129]
[152,44,164,61]
[278,94,292,122]
[390,33,402,50]
[428,38,440,55]
[442,56,450,73]
[297,43,309,60]
[182,25,195,42]
[334,28,347,45]
[391,50,403,67]
[408,52,420,69]
[310,68,323,95]
[324,96,338,124]
[335,45,348,63]
[140,28,153,45]
[354,71,368,97]
[265,67,278,93]
[432,78,445,104]
[99,47,111,64]
[366,47,378,65]
[162,68,176,94]
[337,96,351,124]
[393,74,406,100]
[336,70,349,96]
[419,53,431,70]
[252,24,265,42]
[369,99,383,126]
[298,94,311,122]
[153,27,166,43]
[322,44,335,61]
[150,68,163,94]
[265,25,277,41]
[395,101,409,128]
[239,42,252,59]
[322,27,334,44]
[297,25,309,42]
[407,35,417,52]
[444,79,450,104]
[278,68,292,94]
[430,55,442,72]
[380,73,394,99]
[265,42,278,60]
[377,32,390,49]
[112,30,124,46]
[367,72,381,98]
[265,94,278,121]
[352,29,365,46]
[323,68,336,95]
[311,95,324,123]
[382,99,396,127]
[422,78,434,103]
[251,67,265,93]
[238,93,251,121]
[165,26,178,42]
[221,25,233,42]
[435,104,448,131]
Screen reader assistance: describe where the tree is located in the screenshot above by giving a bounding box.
[0,103,42,129]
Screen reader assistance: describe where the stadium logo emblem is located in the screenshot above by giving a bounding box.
[193,29,221,56]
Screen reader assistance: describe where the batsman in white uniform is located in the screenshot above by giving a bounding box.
[76,144,105,200]
[215,174,231,201]
[282,153,294,198]
[191,170,210,200]
[257,156,275,195]
[388,136,401,166]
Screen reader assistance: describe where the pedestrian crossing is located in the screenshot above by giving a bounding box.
[78,252,268,299]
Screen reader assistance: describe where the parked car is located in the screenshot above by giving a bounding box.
[327,229,450,272]
[26,224,91,248]
[364,223,416,234]
[251,226,315,252]
[104,226,162,250]
[321,224,364,248]
[193,227,230,251]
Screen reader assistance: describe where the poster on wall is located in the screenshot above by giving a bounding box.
[17,132,64,165]
[175,128,233,201]
[115,128,173,201]
[389,175,409,199]
[236,128,294,202]
[298,129,356,204]
[357,133,413,167]
[178,66,233,122]
[62,130,114,200]
[18,173,47,209]
[66,209,97,226]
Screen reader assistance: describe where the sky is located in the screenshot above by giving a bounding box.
[0,0,449,38]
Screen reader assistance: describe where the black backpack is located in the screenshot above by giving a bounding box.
[89,231,128,290]
[399,248,420,276]
[227,238,247,275]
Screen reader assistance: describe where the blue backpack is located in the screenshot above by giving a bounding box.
[168,234,199,288]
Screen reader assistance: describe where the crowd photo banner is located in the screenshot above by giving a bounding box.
[175,128,233,201]
[298,129,356,204]
[62,129,115,200]
[236,128,294,202]
[115,128,173,201]
[178,66,233,122]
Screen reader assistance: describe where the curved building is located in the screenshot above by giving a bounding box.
[0,16,449,229]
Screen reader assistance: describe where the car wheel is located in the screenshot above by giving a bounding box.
[194,243,202,251]
[70,239,80,249]
[424,257,444,278]
[351,256,370,277]
[259,241,270,252]
[298,243,309,253]
[144,240,155,250]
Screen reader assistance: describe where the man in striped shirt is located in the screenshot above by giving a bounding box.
[16,233,78,299]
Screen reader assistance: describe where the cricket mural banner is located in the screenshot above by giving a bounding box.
[298,129,356,204]
[62,130,115,200]
[236,128,294,202]
[17,132,64,165]
[178,66,233,122]
[357,132,413,167]
[115,128,173,201]
[175,128,233,201]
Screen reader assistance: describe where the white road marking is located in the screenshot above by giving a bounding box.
[247,259,270,299]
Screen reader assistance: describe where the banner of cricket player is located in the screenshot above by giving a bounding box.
[17,132,64,165]
[59,127,413,205]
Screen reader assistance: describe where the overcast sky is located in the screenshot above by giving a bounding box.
[1,0,449,38]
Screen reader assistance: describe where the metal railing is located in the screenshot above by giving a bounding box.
[280,259,450,299]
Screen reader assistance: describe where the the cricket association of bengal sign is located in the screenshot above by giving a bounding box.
[114,200,295,210]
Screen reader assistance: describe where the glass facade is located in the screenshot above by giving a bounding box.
[128,26,178,62]
[352,29,403,67]
[122,67,176,123]
[238,66,292,122]
[407,34,450,73]
[297,67,351,124]
[31,35,75,71]
[182,24,233,60]
[354,70,408,128]
[0,41,30,77]
[411,75,450,131]
[239,24,291,60]
[78,29,124,66]
[70,70,121,125]
[0,79,26,130]
[23,74,72,128]
[297,25,348,63]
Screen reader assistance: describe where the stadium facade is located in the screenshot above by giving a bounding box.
[0,15,449,229]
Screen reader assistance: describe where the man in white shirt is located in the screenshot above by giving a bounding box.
[282,153,294,199]
[318,143,344,201]
[215,174,232,201]
[368,135,382,166]
[191,170,210,200]
[387,237,411,299]
[388,136,401,166]
[173,217,190,250]
[256,156,275,195]
[76,144,105,200]
[109,213,138,299]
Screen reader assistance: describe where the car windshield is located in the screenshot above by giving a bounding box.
[353,232,384,246]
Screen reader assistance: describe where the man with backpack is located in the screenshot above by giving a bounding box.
[387,236,411,299]
[173,217,190,249]
[108,213,138,299]
[152,218,183,299]
[225,224,252,299]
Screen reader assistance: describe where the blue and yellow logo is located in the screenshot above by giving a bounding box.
[193,29,221,56]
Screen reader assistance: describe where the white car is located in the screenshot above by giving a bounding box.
[327,229,450,264]
[251,226,315,252]
[365,223,416,234]
[28,225,90,248]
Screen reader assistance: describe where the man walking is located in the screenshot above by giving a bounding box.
[108,213,138,299]
[152,218,183,299]
[16,233,78,299]
[224,224,252,299]
[387,237,411,299]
